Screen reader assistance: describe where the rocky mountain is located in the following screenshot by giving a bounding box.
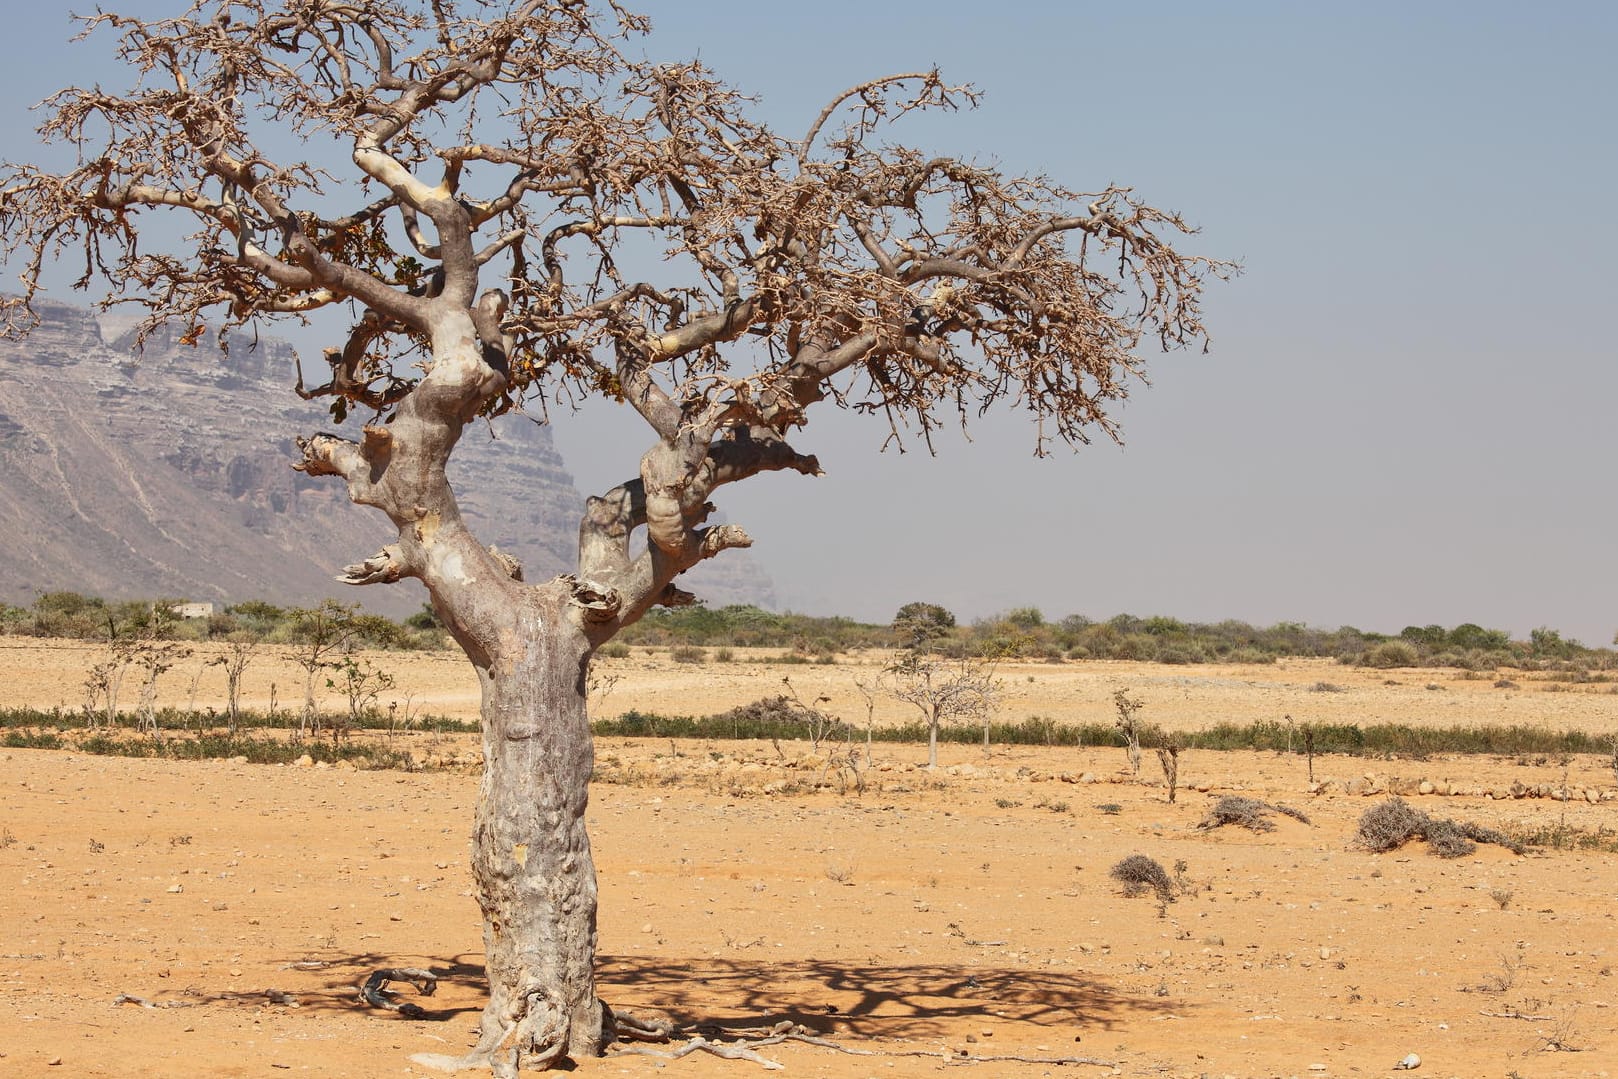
[0,299,775,618]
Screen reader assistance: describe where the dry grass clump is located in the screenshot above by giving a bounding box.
[1110,854,1174,902]
[1197,795,1311,833]
[1356,797,1525,858]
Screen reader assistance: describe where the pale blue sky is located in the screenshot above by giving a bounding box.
[3,2,1616,643]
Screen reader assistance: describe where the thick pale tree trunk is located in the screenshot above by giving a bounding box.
[302,320,617,1070]
[466,585,606,1068]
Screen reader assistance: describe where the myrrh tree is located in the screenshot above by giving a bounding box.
[0,0,1229,1068]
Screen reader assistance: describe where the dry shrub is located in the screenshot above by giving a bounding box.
[1355,797,1525,858]
[1110,854,1174,902]
[1199,795,1276,832]
[1356,796,1428,851]
[1274,803,1312,824]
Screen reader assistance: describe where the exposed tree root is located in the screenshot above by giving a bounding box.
[1480,1008,1554,1021]
[412,994,587,1076]
[413,1005,1114,1072]
[359,967,438,1019]
[606,1016,1116,1070]
[112,993,196,1009]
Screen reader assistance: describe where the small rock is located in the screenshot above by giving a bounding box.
[1393,1051,1421,1070]
[166,884,183,894]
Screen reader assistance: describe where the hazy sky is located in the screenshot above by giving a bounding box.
[3,2,1615,643]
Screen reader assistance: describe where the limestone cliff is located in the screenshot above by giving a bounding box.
[0,299,775,617]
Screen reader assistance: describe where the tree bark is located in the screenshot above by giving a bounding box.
[467,584,606,1068]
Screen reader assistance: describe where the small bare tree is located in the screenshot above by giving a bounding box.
[781,676,842,752]
[851,674,879,767]
[326,654,397,742]
[208,633,259,736]
[1,1,1226,1064]
[1113,688,1146,776]
[133,638,191,742]
[885,652,1001,769]
[1155,742,1180,803]
[285,601,373,741]
[82,636,136,729]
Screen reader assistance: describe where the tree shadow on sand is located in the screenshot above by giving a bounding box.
[597,954,1173,1040]
[208,951,487,1022]
[207,950,1173,1043]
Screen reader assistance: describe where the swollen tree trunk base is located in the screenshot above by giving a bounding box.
[410,1001,611,1075]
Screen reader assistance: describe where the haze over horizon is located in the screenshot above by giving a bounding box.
[2,2,1614,646]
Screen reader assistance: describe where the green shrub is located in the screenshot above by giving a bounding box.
[1111,634,1159,662]
[3,729,64,750]
[1364,640,1420,668]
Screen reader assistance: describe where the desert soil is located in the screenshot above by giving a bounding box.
[4,639,1618,1078]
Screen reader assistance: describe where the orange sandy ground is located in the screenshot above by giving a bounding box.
[4,641,1618,1078]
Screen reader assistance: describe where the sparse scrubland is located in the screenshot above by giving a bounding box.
[4,601,1618,1073]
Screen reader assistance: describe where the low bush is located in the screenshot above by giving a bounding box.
[1363,640,1420,669]
[1355,797,1525,858]
[1110,854,1174,902]
[1197,796,1309,832]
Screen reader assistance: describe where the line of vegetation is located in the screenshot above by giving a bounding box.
[6,697,1608,762]
[612,602,1618,673]
[0,706,478,736]
[6,591,1615,675]
[0,727,419,768]
[0,591,447,649]
[591,707,1614,760]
